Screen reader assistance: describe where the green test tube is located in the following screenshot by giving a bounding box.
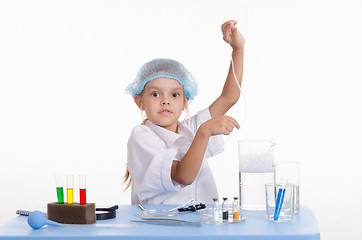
[55,174,64,204]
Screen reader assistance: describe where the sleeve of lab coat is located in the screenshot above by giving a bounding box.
[183,107,225,157]
[127,126,181,202]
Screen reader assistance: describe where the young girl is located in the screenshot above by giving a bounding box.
[125,20,245,204]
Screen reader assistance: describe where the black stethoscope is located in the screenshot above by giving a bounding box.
[96,205,118,220]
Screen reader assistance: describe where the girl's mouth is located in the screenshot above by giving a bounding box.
[159,110,172,114]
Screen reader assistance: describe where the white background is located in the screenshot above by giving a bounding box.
[1,0,361,239]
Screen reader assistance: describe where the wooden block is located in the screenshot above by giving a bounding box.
[47,202,96,224]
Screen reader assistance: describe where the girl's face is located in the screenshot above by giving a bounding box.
[135,78,185,132]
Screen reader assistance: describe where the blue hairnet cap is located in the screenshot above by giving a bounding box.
[126,58,198,101]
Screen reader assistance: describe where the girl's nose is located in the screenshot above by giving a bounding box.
[161,99,170,106]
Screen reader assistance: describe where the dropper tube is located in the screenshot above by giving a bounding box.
[274,180,288,221]
[66,174,74,204]
[55,174,64,204]
[79,175,86,204]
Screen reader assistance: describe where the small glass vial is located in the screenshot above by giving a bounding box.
[233,197,240,220]
[212,198,220,222]
[222,197,229,221]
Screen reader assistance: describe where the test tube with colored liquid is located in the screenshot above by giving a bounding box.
[222,198,229,221]
[66,175,74,204]
[233,197,239,220]
[55,174,64,204]
[79,175,86,204]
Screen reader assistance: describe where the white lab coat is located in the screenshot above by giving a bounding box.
[127,107,224,205]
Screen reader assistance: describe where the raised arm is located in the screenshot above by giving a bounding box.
[209,20,245,118]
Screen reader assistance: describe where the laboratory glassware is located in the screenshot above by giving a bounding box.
[238,139,275,210]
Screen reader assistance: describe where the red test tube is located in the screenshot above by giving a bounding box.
[79,175,86,204]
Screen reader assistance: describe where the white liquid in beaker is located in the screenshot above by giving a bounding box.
[239,171,274,210]
[238,140,275,210]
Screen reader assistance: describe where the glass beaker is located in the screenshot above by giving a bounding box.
[238,139,275,210]
[265,182,294,222]
[273,160,300,214]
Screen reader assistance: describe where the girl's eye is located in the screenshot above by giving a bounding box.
[172,93,180,98]
[151,92,159,97]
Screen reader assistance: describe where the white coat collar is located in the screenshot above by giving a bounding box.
[145,120,183,148]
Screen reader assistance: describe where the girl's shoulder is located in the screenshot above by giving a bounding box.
[130,124,154,136]
[129,123,163,142]
[128,123,166,150]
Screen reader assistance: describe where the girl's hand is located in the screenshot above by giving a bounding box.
[200,115,240,137]
[221,20,245,50]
